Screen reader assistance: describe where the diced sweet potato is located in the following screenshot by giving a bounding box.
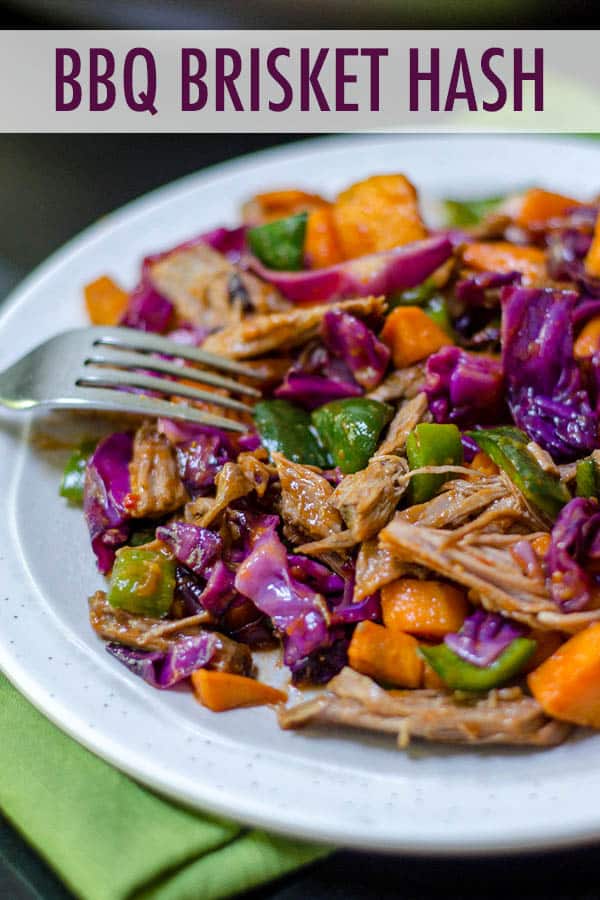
[470,451,499,476]
[332,174,426,260]
[84,275,129,326]
[574,316,600,359]
[528,623,600,727]
[191,669,287,712]
[380,306,452,368]
[381,578,468,640]
[348,620,423,688]
[462,241,547,287]
[585,214,600,278]
[242,189,328,225]
[515,188,582,229]
[304,207,343,269]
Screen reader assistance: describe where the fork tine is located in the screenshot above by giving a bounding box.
[85,347,261,398]
[78,370,254,414]
[90,327,261,379]
[68,386,248,431]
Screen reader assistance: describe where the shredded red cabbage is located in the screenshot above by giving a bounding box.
[425,346,505,428]
[248,235,453,303]
[546,497,600,612]
[106,633,219,689]
[502,286,597,461]
[83,432,133,573]
[156,522,221,576]
[321,309,390,389]
[275,343,362,410]
[455,270,521,305]
[444,610,525,668]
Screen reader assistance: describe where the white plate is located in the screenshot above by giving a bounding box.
[2,135,600,855]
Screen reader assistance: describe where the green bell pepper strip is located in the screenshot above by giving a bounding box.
[388,278,437,311]
[59,440,97,504]
[576,457,599,499]
[311,398,393,474]
[423,296,454,336]
[419,638,537,692]
[247,212,308,271]
[108,547,175,618]
[254,399,331,468]
[442,195,504,228]
[466,426,571,520]
[406,423,464,504]
[128,526,158,548]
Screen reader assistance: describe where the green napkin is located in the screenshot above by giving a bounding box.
[0,674,330,900]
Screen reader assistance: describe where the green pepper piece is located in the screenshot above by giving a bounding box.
[442,196,504,228]
[466,426,571,520]
[406,423,464,504]
[59,439,97,504]
[311,398,393,474]
[423,296,454,336]
[128,526,157,548]
[247,212,308,271]
[388,278,437,311]
[108,547,175,618]
[419,638,536,692]
[576,457,599,498]
[254,399,331,468]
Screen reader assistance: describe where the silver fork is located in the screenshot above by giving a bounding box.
[0,327,261,432]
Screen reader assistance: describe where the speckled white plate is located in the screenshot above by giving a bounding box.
[2,135,600,855]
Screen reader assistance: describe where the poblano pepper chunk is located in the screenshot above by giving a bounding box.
[108,547,175,618]
[406,422,464,504]
[419,638,536,692]
[576,457,600,499]
[59,439,97,504]
[311,398,393,474]
[466,426,571,520]
[254,399,331,468]
[423,295,454,336]
[247,212,307,271]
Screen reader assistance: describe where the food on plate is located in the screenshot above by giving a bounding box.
[62,173,600,748]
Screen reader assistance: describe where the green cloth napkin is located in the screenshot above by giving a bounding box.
[0,674,330,900]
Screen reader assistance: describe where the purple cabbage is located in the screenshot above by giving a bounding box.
[425,346,505,428]
[288,555,345,596]
[196,561,237,615]
[547,229,600,298]
[275,343,362,411]
[501,286,597,461]
[121,276,173,333]
[156,522,221,576]
[234,527,330,666]
[106,632,219,689]
[157,419,232,495]
[287,631,350,685]
[321,309,390,389]
[573,298,600,328]
[248,235,453,303]
[165,323,212,346]
[444,610,525,668]
[546,497,600,612]
[237,432,261,453]
[455,270,521,305]
[83,432,133,573]
[194,225,247,262]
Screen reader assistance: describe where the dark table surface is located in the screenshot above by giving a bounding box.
[3,131,600,899]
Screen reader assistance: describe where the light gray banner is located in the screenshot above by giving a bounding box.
[0,30,598,132]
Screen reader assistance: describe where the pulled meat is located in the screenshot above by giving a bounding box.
[89,591,251,674]
[279,667,570,747]
[201,296,386,358]
[129,422,189,518]
[376,393,430,456]
[367,365,425,402]
[354,539,409,601]
[331,455,408,541]
[150,243,287,330]
[378,516,599,632]
[273,452,342,542]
